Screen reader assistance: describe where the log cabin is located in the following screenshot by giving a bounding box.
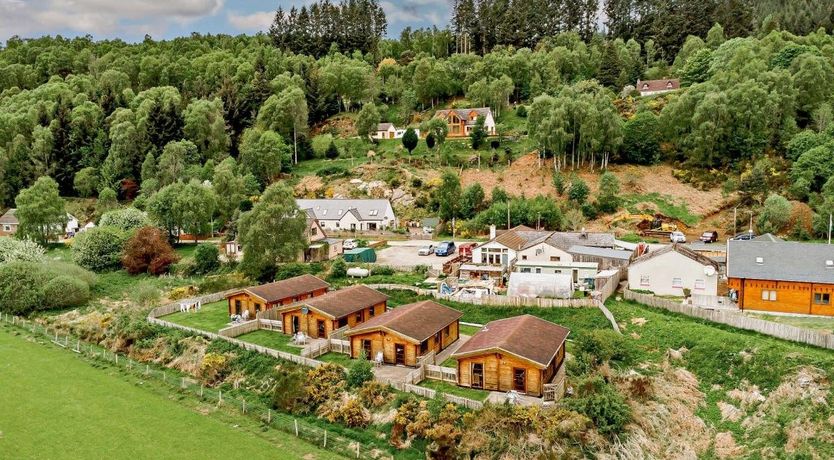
[727,240,834,316]
[344,300,463,366]
[226,274,330,318]
[274,285,389,339]
[452,315,569,397]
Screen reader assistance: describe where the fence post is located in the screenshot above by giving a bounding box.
[323,430,327,448]
[219,390,222,403]
[200,385,204,398]
[356,443,360,458]
[268,409,271,424]
[294,419,298,436]
[146,364,150,375]
[242,399,246,414]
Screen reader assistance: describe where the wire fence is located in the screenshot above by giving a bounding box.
[0,312,400,460]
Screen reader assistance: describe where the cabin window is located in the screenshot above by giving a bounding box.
[640,275,650,286]
[335,222,340,228]
[521,255,527,260]
[338,317,348,328]
[535,268,542,274]
[255,303,262,312]
[2,225,9,231]
[814,293,831,305]
[234,300,241,313]
[311,227,317,235]
[672,278,683,288]
[521,267,531,273]
[513,368,526,392]
[761,290,777,301]
[355,311,364,323]
[550,256,561,262]
[369,306,375,317]
[694,279,705,290]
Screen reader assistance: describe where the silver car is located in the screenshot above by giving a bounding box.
[417,244,434,256]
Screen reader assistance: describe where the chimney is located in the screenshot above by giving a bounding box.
[489,225,496,240]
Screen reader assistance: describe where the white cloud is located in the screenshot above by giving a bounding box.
[380,0,449,28]
[227,10,273,31]
[0,0,223,39]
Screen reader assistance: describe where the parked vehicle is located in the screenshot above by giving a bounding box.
[699,231,719,243]
[670,231,686,243]
[417,244,435,256]
[342,239,358,250]
[458,242,475,258]
[733,231,756,241]
[435,241,456,256]
[422,226,434,234]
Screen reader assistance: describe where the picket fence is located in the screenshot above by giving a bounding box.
[425,364,458,383]
[366,284,598,308]
[623,289,834,350]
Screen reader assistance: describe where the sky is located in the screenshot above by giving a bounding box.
[0,0,452,43]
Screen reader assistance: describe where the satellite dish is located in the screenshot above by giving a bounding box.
[704,266,716,276]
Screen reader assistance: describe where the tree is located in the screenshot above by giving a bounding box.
[73,167,99,198]
[355,102,381,141]
[14,176,67,245]
[491,186,509,203]
[97,187,118,215]
[757,194,792,234]
[257,87,308,164]
[99,208,150,231]
[192,244,220,274]
[469,116,487,150]
[239,129,289,187]
[212,157,246,227]
[176,180,217,243]
[157,140,199,186]
[568,177,590,205]
[325,141,340,159]
[237,183,308,279]
[402,127,418,155]
[436,171,462,221]
[71,226,128,272]
[425,133,436,150]
[122,227,179,275]
[330,258,347,278]
[147,182,184,242]
[597,172,621,213]
[347,352,374,388]
[461,183,485,219]
[183,98,230,161]
[620,112,661,165]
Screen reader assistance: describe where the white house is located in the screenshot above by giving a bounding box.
[65,214,80,236]
[296,199,397,232]
[627,244,719,297]
[373,123,420,140]
[513,238,598,288]
[636,79,680,97]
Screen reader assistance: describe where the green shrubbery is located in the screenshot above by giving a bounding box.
[0,238,46,263]
[564,376,631,436]
[315,165,350,177]
[0,261,95,315]
[192,244,220,274]
[72,226,129,272]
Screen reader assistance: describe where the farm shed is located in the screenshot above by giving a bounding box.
[274,285,388,339]
[226,274,330,318]
[343,248,376,263]
[345,300,462,366]
[452,315,569,397]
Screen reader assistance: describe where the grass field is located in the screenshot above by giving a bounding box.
[317,352,356,367]
[0,327,343,460]
[746,312,834,334]
[418,379,489,402]
[236,330,303,355]
[163,300,230,332]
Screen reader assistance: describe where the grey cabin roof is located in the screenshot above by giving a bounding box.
[0,208,17,225]
[377,122,394,131]
[547,232,617,251]
[568,245,634,260]
[435,107,493,126]
[630,244,719,269]
[727,240,834,284]
[296,199,394,222]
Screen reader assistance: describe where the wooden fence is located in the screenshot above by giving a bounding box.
[623,289,834,350]
[329,339,351,355]
[425,364,458,383]
[366,284,598,308]
[218,320,259,337]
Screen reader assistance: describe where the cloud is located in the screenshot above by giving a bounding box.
[0,0,223,39]
[227,10,274,31]
[381,0,449,28]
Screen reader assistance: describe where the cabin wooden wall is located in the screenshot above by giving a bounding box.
[730,278,834,316]
[345,302,387,328]
[281,310,333,338]
[226,287,328,317]
[457,352,546,397]
[420,320,460,354]
[349,331,418,366]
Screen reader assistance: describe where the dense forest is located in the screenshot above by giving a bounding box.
[1,0,834,236]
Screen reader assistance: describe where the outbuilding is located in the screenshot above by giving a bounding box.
[627,244,719,297]
[345,300,462,366]
[226,274,330,318]
[452,315,569,397]
[343,248,376,263]
[274,284,389,338]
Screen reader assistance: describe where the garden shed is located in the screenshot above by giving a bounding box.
[343,248,376,263]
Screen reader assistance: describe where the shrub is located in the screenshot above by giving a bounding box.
[73,167,99,197]
[274,262,309,281]
[304,363,346,408]
[575,330,635,367]
[516,105,527,117]
[336,397,370,428]
[564,377,631,436]
[196,273,249,294]
[325,141,340,159]
[552,171,566,196]
[330,258,347,278]
[315,165,349,177]
[272,369,309,414]
[358,380,393,408]
[130,281,161,308]
[198,352,228,384]
[0,238,45,263]
[98,207,150,231]
[568,177,590,204]
[370,265,395,276]
[0,262,47,315]
[122,227,179,275]
[757,193,792,234]
[41,276,90,309]
[72,226,129,272]
[347,353,374,388]
[192,244,220,274]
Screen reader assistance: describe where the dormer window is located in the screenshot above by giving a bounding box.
[642,83,649,89]
[755,257,764,265]
[369,210,378,216]
[322,209,327,216]
[338,209,343,216]
[826,260,834,268]
[666,81,673,88]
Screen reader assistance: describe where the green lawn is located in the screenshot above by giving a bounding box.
[317,352,356,368]
[418,379,489,402]
[746,313,834,334]
[459,324,482,336]
[163,300,230,332]
[0,327,342,460]
[236,330,304,355]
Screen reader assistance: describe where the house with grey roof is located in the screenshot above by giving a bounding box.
[434,107,496,137]
[372,123,419,140]
[296,199,397,232]
[628,244,720,297]
[727,240,834,315]
[568,245,635,270]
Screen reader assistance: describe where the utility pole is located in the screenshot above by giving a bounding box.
[829,213,832,245]
[733,206,738,236]
[507,202,511,230]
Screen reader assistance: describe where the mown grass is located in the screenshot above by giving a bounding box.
[0,326,342,460]
[418,379,490,402]
[318,352,356,368]
[236,330,304,355]
[459,324,482,336]
[745,313,834,334]
[163,300,230,332]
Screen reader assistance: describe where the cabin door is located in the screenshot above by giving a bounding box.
[363,340,372,360]
[513,368,527,393]
[291,316,300,334]
[316,320,326,338]
[471,363,484,389]
[394,344,406,365]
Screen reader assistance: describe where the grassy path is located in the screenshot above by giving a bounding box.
[0,327,343,460]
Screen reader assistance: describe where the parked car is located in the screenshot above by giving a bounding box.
[699,230,719,243]
[343,239,358,250]
[417,244,435,256]
[435,241,456,257]
[670,231,686,243]
[733,231,756,241]
[422,226,434,234]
